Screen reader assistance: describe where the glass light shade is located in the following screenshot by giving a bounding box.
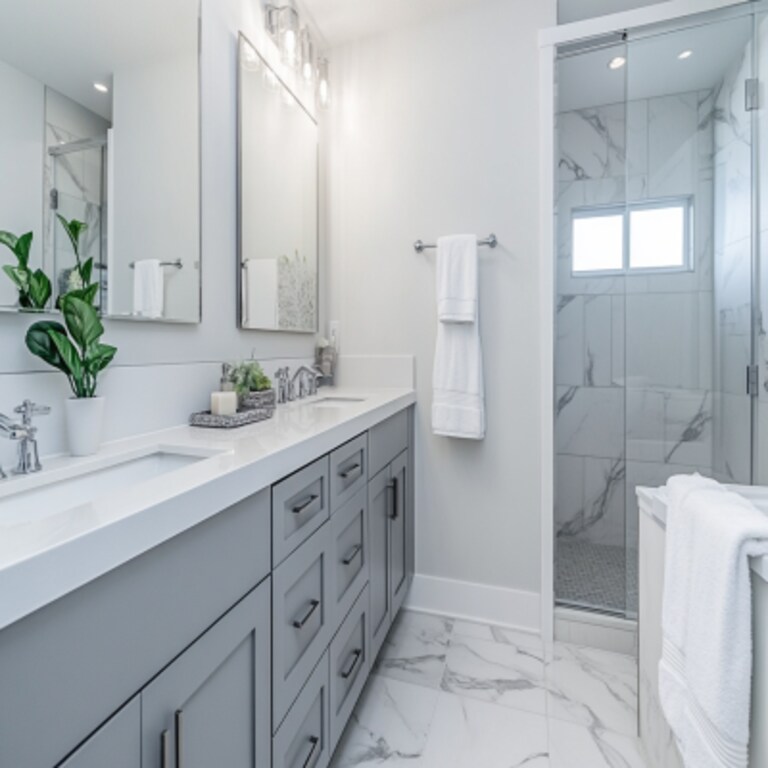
[300,28,315,83]
[279,7,299,68]
[317,57,330,109]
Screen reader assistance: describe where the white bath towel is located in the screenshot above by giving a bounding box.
[660,474,768,768]
[432,235,485,439]
[243,258,278,329]
[436,234,478,322]
[132,259,164,318]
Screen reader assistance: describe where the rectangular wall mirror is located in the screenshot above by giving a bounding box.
[237,34,318,333]
[0,0,201,324]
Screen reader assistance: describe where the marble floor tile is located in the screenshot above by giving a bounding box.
[451,619,543,651]
[441,635,548,715]
[330,675,440,767]
[546,643,638,737]
[549,718,647,768]
[374,611,454,689]
[419,692,550,768]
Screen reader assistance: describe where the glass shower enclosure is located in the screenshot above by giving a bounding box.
[554,2,765,618]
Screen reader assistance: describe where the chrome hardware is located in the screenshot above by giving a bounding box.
[1,401,49,475]
[301,736,320,768]
[275,367,291,404]
[387,478,399,520]
[342,543,362,566]
[291,365,318,400]
[292,598,320,629]
[339,462,362,480]
[340,648,363,680]
[414,233,497,254]
[291,494,319,514]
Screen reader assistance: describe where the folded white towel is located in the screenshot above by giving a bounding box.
[432,235,485,440]
[132,259,164,319]
[660,474,768,768]
[436,234,478,322]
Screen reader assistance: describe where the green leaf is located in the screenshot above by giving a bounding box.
[14,232,33,269]
[0,231,19,256]
[48,330,83,387]
[82,282,99,306]
[81,257,93,286]
[2,264,27,291]
[28,270,51,309]
[85,343,117,375]
[25,321,70,374]
[62,295,103,350]
[56,215,87,256]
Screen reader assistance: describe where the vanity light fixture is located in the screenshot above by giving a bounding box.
[93,82,109,93]
[266,4,300,69]
[317,57,330,109]
[678,49,693,60]
[608,56,626,70]
[300,27,315,83]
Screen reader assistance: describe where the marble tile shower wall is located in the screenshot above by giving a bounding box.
[555,91,716,554]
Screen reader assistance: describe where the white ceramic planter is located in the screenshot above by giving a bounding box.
[64,396,105,457]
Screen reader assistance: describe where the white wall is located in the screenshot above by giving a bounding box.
[328,0,555,606]
[0,0,321,465]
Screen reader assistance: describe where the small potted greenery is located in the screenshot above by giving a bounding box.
[24,217,115,456]
[0,230,52,310]
[224,361,275,412]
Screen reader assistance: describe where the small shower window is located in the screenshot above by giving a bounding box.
[571,196,693,275]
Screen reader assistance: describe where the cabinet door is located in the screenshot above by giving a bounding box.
[368,466,391,661]
[141,580,271,768]
[389,450,409,618]
[59,698,140,768]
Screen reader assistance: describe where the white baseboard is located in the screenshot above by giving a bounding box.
[405,573,540,632]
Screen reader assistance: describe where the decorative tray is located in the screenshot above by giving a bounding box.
[189,406,274,429]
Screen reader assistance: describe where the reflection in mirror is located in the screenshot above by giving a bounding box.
[238,34,318,333]
[0,0,200,323]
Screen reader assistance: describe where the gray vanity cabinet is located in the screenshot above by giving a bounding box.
[59,699,140,768]
[368,466,393,660]
[389,450,409,618]
[141,580,272,768]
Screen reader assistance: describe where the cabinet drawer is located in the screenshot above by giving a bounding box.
[273,523,333,729]
[329,586,369,752]
[273,456,330,565]
[330,487,368,628]
[330,434,367,513]
[368,410,408,479]
[273,653,330,768]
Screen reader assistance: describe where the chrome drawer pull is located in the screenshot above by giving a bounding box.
[339,462,362,480]
[175,710,184,768]
[292,599,320,629]
[340,648,363,680]
[387,478,399,520]
[161,729,170,768]
[301,736,320,768]
[291,494,319,514]
[342,543,362,566]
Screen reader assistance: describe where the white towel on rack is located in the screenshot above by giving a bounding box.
[432,235,485,440]
[660,474,768,768]
[436,234,478,322]
[132,259,164,318]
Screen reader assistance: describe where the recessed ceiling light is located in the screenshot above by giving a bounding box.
[678,50,693,60]
[93,82,109,93]
[608,56,626,71]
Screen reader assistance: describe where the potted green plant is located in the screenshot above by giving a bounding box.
[224,361,275,411]
[25,295,117,456]
[0,230,52,310]
[55,215,99,307]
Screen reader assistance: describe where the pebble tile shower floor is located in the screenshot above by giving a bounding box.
[330,610,648,768]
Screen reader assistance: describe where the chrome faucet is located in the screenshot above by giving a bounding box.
[291,366,319,400]
[275,367,292,404]
[0,401,50,476]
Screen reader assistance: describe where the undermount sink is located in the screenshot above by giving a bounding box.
[0,448,225,526]
[310,396,366,406]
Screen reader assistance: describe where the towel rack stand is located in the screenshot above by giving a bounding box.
[413,233,497,254]
[129,259,183,269]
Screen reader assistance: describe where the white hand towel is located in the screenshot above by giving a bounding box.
[243,258,278,328]
[432,235,485,439]
[436,234,478,322]
[132,259,164,319]
[660,474,768,768]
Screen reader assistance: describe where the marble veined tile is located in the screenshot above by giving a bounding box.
[419,692,550,768]
[546,643,638,737]
[441,636,547,715]
[549,718,648,768]
[375,611,453,689]
[451,619,543,651]
[330,675,440,767]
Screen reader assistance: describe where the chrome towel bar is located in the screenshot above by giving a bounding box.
[413,233,497,254]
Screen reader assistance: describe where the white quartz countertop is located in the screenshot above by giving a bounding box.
[637,484,768,583]
[0,387,415,632]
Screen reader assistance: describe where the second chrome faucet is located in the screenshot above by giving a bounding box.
[0,400,50,478]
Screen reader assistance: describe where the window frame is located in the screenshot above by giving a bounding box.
[570,196,694,277]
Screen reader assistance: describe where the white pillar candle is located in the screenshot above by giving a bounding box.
[211,391,238,416]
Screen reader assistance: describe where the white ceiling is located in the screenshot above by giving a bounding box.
[301,0,482,46]
[0,0,197,120]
